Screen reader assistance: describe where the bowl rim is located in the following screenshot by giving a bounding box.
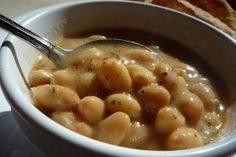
[1,0,236,156]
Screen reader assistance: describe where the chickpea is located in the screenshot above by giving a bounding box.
[155,107,185,133]
[106,93,141,119]
[28,70,52,87]
[190,83,217,111]
[31,84,80,110]
[95,112,131,145]
[121,122,149,148]
[77,96,105,124]
[175,91,204,122]
[97,58,132,92]
[127,64,156,87]
[166,127,203,150]
[51,111,93,137]
[138,84,171,115]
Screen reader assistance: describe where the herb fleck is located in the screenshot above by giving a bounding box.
[162,72,168,76]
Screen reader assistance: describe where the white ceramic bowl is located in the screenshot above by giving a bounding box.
[1,1,236,156]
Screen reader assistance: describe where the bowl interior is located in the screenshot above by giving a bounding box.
[1,1,236,156]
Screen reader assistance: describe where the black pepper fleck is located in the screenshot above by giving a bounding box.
[207,121,212,127]
[162,72,168,76]
[52,86,56,93]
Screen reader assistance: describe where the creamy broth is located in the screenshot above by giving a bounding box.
[28,34,226,150]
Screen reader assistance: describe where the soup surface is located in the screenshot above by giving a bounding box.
[28,34,226,150]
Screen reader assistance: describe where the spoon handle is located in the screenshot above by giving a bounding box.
[0,14,54,56]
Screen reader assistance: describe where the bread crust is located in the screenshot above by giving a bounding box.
[144,0,236,38]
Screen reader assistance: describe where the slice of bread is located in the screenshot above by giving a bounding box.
[145,0,236,38]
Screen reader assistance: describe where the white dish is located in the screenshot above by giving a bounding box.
[0,6,55,157]
[0,0,70,113]
[1,1,236,157]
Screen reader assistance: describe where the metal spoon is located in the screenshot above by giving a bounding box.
[0,14,156,68]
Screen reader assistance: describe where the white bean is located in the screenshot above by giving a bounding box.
[97,58,132,92]
[155,107,185,133]
[177,76,188,92]
[77,96,105,124]
[66,47,104,70]
[106,93,141,119]
[28,70,52,87]
[138,84,171,115]
[51,70,77,89]
[32,55,56,72]
[95,112,131,145]
[154,62,172,79]
[160,71,180,93]
[121,122,149,148]
[51,111,75,130]
[76,72,102,97]
[190,83,217,111]
[51,111,93,137]
[31,84,80,110]
[127,64,156,87]
[166,127,203,150]
[124,48,158,63]
[154,64,188,94]
[73,122,94,137]
[175,91,204,122]
[173,66,200,83]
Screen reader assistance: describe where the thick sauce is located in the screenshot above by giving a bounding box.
[28,35,226,150]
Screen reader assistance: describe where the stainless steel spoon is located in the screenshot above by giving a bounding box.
[0,14,156,68]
